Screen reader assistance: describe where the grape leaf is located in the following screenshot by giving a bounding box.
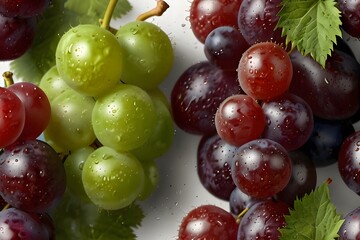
[52,191,144,240]
[279,181,344,240]
[10,0,132,84]
[276,0,342,68]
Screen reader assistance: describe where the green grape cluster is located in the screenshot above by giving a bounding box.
[39,13,175,213]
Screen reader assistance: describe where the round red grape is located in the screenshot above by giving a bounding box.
[0,0,50,17]
[0,139,66,213]
[189,0,243,43]
[238,199,289,239]
[238,42,293,101]
[215,94,266,147]
[0,14,36,61]
[178,205,238,240]
[231,138,292,199]
[338,207,360,240]
[261,93,314,151]
[338,131,360,196]
[8,82,51,140]
[0,86,25,148]
[197,133,237,200]
[238,0,285,45]
[171,61,242,135]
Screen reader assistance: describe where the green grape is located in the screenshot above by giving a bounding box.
[44,89,96,152]
[92,83,157,152]
[56,24,123,96]
[64,146,95,202]
[38,65,71,102]
[138,158,159,201]
[116,21,174,89]
[82,146,145,210]
[147,87,171,111]
[132,91,174,161]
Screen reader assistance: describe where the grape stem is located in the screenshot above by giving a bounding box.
[136,0,169,21]
[101,0,118,30]
[1,203,9,211]
[2,71,14,87]
[236,207,249,223]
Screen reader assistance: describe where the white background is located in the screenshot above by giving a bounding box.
[1,0,360,239]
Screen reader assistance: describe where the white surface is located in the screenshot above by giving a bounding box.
[1,1,360,239]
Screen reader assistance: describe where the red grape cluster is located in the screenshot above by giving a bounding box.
[174,0,360,239]
[0,73,65,239]
[0,0,50,60]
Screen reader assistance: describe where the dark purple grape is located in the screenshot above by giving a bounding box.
[337,0,360,38]
[229,187,267,217]
[0,0,50,17]
[0,208,50,239]
[0,139,66,213]
[0,14,36,61]
[276,150,317,207]
[237,0,285,46]
[171,61,242,135]
[338,131,360,196]
[231,139,292,199]
[204,26,250,71]
[289,49,360,120]
[197,133,237,201]
[338,207,360,239]
[301,117,355,167]
[262,93,314,151]
[237,199,289,240]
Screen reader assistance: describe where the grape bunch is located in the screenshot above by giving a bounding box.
[0,72,65,239]
[174,0,360,239]
[0,0,50,60]
[38,0,174,224]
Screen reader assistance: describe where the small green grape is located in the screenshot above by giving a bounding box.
[56,24,123,96]
[44,89,96,152]
[82,146,145,210]
[116,21,174,89]
[39,65,71,102]
[138,158,159,201]
[92,83,157,152]
[64,146,95,202]
[132,91,174,161]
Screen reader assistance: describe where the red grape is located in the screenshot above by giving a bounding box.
[229,187,268,217]
[197,133,237,201]
[238,0,285,46]
[238,42,293,101]
[289,49,360,120]
[261,93,314,151]
[0,139,66,213]
[215,94,266,147]
[237,199,289,240]
[0,86,25,148]
[231,139,292,199]
[0,14,36,61]
[338,207,360,239]
[8,82,51,140]
[337,0,360,38]
[276,150,317,207]
[171,61,242,135]
[338,131,360,196]
[0,208,51,240]
[0,0,50,17]
[178,205,238,240]
[189,0,243,43]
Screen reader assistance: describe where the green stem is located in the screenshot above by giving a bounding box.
[2,203,9,211]
[101,0,118,30]
[2,71,14,87]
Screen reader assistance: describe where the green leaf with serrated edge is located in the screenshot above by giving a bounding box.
[276,0,342,68]
[279,181,344,240]
[9,0,132,84]
[65,0,132,20]
[52,190,144,240]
